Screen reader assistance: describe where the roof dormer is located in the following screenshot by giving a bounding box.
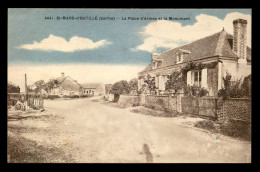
[175,49,191,64]
[151,53,163,69]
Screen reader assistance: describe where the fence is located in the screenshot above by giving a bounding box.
[8,93,44,110]
[139,94,251,121]
[181,96,217,119]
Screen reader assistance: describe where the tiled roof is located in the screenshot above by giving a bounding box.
[140,30,251,73]
[55,76,81,91]
[81,83,101,89]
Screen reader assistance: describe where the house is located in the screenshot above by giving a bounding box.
[50,72,83,97]
[80,83,105,96]
[138,18,251,96]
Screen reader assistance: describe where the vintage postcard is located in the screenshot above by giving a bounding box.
[8,8,251,163]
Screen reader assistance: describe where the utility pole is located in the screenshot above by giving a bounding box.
[25,74,28,100]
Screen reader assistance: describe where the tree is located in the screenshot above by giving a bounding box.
[110,80,130,95]
[165,71,185,94]
[217,72,250,99]
[129,78,138,91]
[8,82,20,93]
[46,79,60,93]
[110,80,130,102]
[33,80,46,94]
[241,74,251,97]
[143,74,156,93]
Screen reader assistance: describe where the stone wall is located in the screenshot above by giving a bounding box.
[143,95,178,112]
[217,98,251,121]
[118,95,139,108]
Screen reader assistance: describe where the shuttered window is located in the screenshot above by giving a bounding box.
[194,70,202,87]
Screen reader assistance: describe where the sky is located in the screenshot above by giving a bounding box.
[8,8,251,92]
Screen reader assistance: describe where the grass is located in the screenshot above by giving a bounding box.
[219,119,251,142]
[8,135,75,163]
[194,120,216,132]
[131,107,178,118]
[194,119,251,142]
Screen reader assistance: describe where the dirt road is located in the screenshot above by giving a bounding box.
[8,97,251,163]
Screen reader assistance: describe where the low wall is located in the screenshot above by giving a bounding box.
[144,95,177,111]
[118,95,139,108]
[217,98,251,121]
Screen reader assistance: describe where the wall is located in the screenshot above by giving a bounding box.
[207,65,219,96]
[217,98,251,121]
[144,95,177,111]
[222,60,238,79]
[117,95,139,108]
[221,59,251,81]
[95,84,105,95]
[237,63,251,79]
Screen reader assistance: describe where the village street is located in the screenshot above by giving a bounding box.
[8,97,251,163]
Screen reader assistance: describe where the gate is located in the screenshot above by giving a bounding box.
[181,96,217,119]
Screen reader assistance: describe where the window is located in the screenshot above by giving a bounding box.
[176,53,183,63]
[194,70,202,87]
[153,62,157,69]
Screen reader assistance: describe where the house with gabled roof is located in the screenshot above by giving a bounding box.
[50,72,83,97]
[138,18,251,96]
[80,83,105,96]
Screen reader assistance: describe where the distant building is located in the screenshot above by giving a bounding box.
[138,18,251,96]
[81,83,105,96]
[49,73,105,97]
[50,72,83,97]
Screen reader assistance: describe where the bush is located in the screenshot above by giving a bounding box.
[80,94,91,98]
[63,95,79,98]
[46,95,60,99]
[194,120,215,131]
[184,85,208,97]
[219,119,251,141]
[217,73,251,99]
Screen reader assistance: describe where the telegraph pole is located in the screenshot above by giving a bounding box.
[25,74,28,100]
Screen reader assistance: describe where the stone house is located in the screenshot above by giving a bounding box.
[138,18,251,96]
[50,72,83,97]
[80,83,105,96]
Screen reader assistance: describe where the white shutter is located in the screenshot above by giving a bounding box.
[161,76,166,91]
[187,71,191,86]
[155,76,159,88]
[138,79,141,90]
[141,78,144,87]
[158,76,161,90]
[201,68,208,89]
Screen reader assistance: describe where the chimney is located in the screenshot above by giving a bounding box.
[152,53,159,62]
[233,19,247,63]
[61,72,65,77]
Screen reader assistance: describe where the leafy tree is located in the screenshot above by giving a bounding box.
[110,80,130,95]
[241,74,251,97]
[46,79,60,92]
[129,78,138,91]
[8,82,20,93]
[143,74,156,92]
[217,73,250,99]
[110,80,130,103]
[165,71,185,94]
[33,80,46,93]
